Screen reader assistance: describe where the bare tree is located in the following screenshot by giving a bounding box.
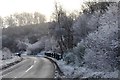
[22,12,33,25]
[50,2,74,54]
[33,12,46,24]
[5,15,16,27]
[0,16,4,28]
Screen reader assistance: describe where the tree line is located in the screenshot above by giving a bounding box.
[0,12,45,28]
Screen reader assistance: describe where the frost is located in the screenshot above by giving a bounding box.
[1,48,13,60]
[83,4,118,71]
[59,3,119,78]
[57,60,119,78]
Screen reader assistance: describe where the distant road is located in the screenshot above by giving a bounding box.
[1,57,55,78]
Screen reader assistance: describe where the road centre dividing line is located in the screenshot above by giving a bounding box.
[34,60,36,64]
[25,59,37,73]
[25,65,34,72]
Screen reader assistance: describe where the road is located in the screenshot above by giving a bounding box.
[1,57,55,79]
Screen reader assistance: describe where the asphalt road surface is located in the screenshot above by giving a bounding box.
[1,57,55,79]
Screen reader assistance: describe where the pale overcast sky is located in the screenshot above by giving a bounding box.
[0,0,85,20]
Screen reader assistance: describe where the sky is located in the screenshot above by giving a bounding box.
[0,0,85,21]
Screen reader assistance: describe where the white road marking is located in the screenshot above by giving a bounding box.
[14,77,17,78]
[34,61,36,64]
[25,65,34,72]
[13,64,34,79]
[13,64,34,78]
[2,69,15,77]
[2,58,37,78]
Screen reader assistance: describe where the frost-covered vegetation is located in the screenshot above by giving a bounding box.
[56,2,119,78]
[1,1,119,78]
[57,60,119,78]
[0,48,13,60]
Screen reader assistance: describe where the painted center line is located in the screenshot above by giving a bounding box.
[34,61,37,64]
[14,77,17,78]
[25,65,34,72]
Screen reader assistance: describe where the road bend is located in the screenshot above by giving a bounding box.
[1,57,55,78]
